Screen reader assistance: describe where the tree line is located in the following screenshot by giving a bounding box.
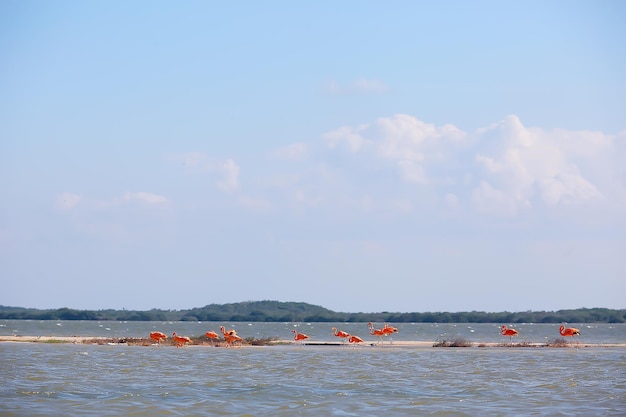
[0,301,624,323]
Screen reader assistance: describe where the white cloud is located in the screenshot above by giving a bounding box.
[325,77,388,95]
[536,174,602,206]
[375,114,465,162]
[472,180,528,216]
[317,113,624,217]
[56,192,81,209]
[162,116,622,221]
[323,125,369,151]
[323,114,465,186]
[171,152,241,192]
[216,159,240,192]
[472,115,605,213]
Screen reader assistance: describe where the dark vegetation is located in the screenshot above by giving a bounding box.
[434,339,584,348]
[0,301,624,323]
[433,338,473,347]
[436,339,580,348]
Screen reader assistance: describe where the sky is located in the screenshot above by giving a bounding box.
[1,1,625,314]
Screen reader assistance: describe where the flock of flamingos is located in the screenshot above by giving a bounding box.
[149,322,582,348]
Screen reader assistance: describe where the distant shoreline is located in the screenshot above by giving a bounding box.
[1,303,624,324]
[1,335,624,349]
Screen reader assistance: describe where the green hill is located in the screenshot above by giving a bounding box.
[0,302,623,323]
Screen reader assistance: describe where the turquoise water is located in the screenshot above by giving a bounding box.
[1,321,625,416]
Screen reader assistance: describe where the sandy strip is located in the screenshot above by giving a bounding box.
[1,335,625,348]
[0,336,96,343]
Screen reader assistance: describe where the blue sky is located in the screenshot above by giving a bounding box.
[1,1,625,313]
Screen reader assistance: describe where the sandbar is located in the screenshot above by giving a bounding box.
[0,335,624,348]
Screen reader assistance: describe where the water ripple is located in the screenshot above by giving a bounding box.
[1,341,625,415]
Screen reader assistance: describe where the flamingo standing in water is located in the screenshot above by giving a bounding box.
[368,322,386,345]
[220,326,242,347]
[149,331,167,346]
[500,325,519,344]
[348,334,364,344]
[331,327,350,344]
[224,332,242,347]
[382,323,398,343]
[205,331,219,346]
[559,325,581,337]
[220,326,238,337]
[292,329,309,345]
[172,332,191,348]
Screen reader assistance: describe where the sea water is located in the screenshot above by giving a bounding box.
[1,321,625,416]
[2,321,626,344]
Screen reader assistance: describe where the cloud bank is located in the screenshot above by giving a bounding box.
[56,114,625,240]
[314,114,624,218]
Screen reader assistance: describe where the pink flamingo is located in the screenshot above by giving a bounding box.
[293,329,309,345]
